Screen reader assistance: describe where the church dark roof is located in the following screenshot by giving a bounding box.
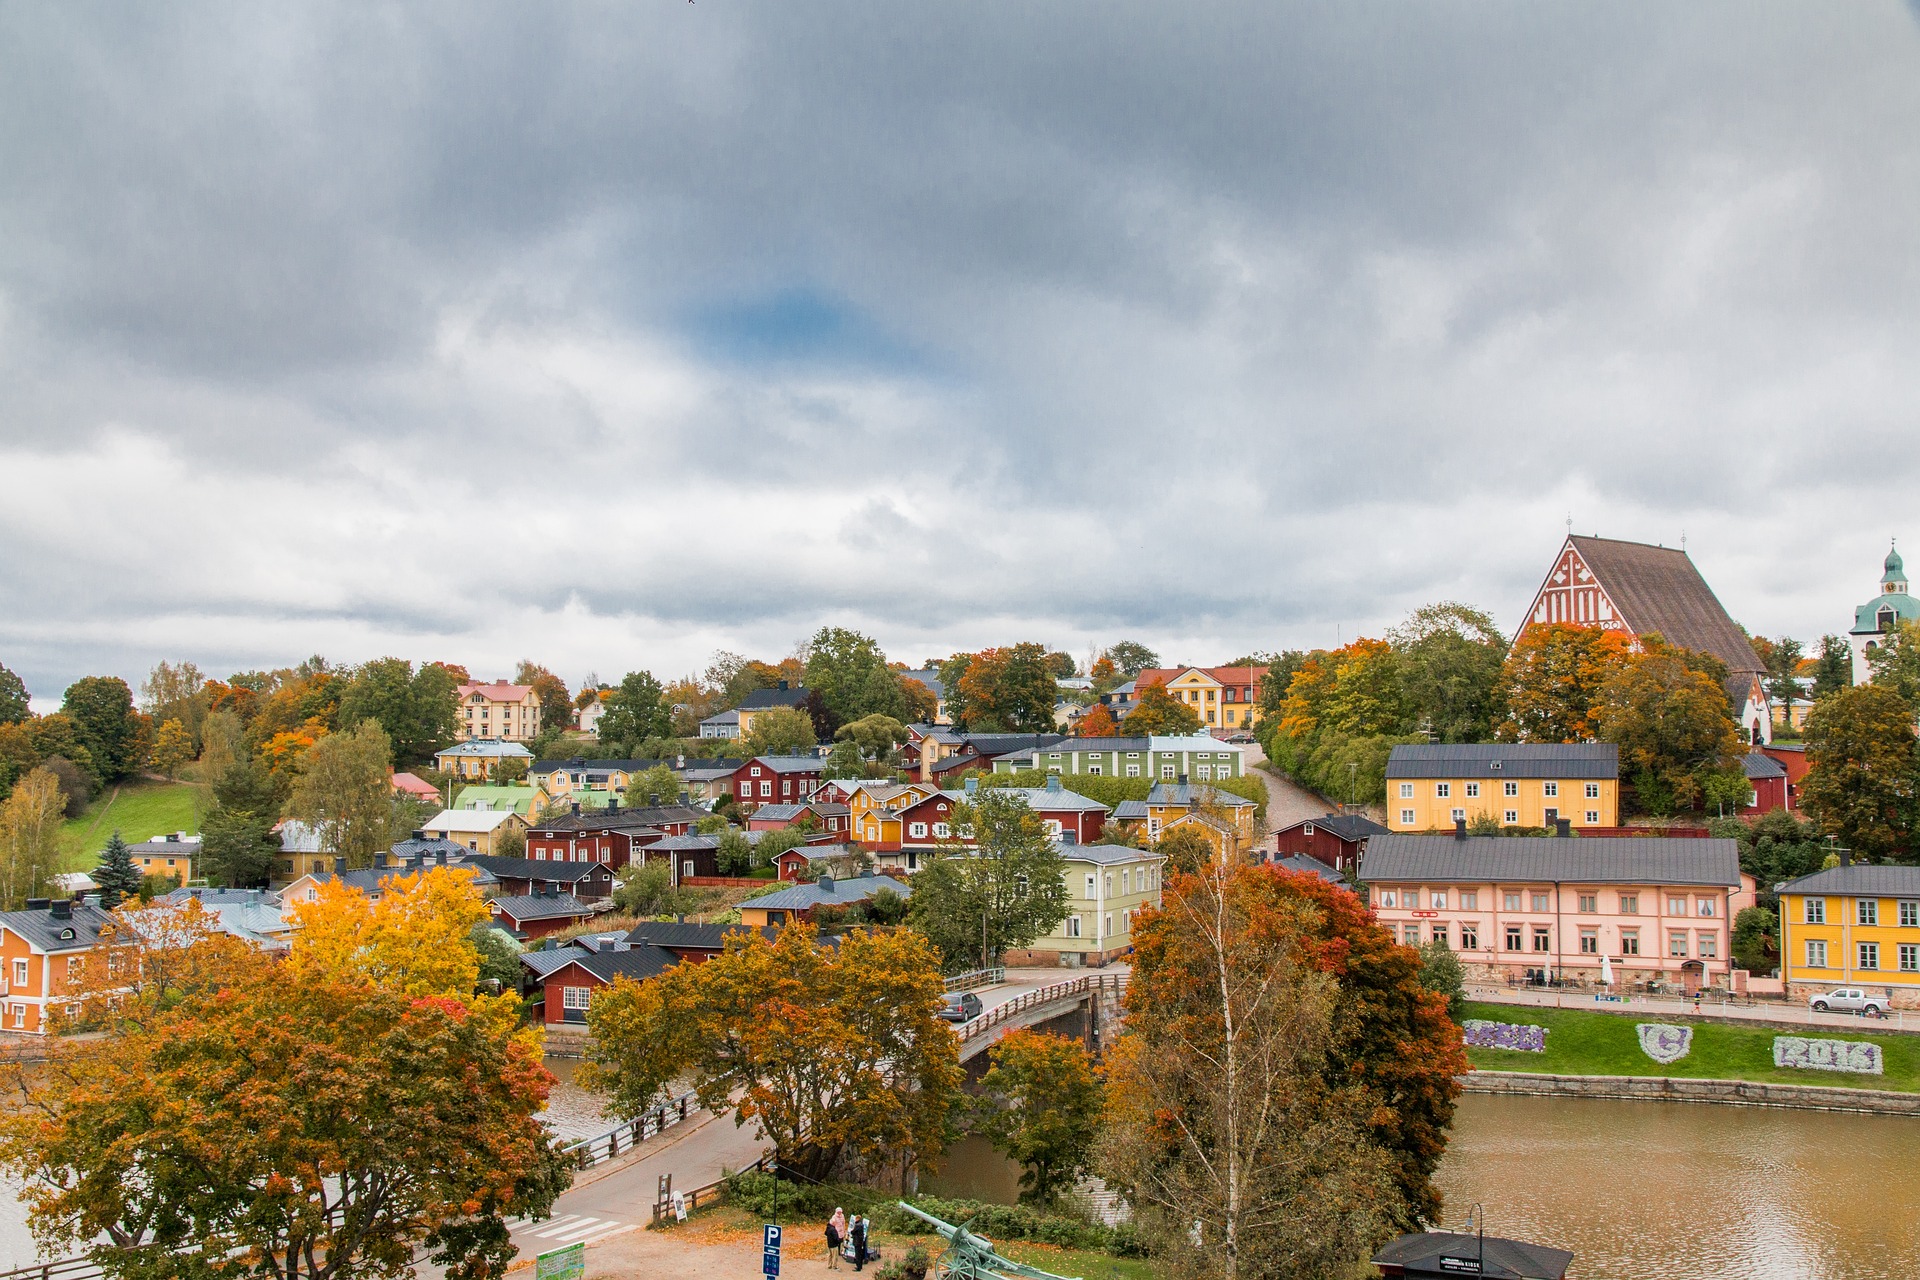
[1564,537,1761,680]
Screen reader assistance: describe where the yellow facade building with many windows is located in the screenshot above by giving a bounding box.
[456,681,543,742]
[1778,864,1920,1008]
[1384,744,1619,832]
[1132,666,1268,733]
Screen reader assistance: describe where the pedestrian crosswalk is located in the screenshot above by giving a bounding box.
[502,1213,635,1248]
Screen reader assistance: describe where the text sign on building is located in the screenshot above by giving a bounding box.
[535,1243,585,1280]
[1436,1256,1483,1275]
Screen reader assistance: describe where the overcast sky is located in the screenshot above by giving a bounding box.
[4,3,1919,705]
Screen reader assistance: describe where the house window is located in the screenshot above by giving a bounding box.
[1903,901,1920,928]
[65,957,81,982]
[1805,898,1825,924]
[1161,765,1176,780]
[562,986,592,1010]
[1504,892,1522,911]
[1586,783,1600,799]
[1619,894,1639,915]
[10,960,24,988]
[682,861,694,878]
[1668,897,1688,917]
[1435,783,1451,798]
[1504,781,1518,798]
[1697,899,1716,918]
[910,823,928,839]
[1504,810,1518,825]
[1451,808,1466,822]
[1431,891,1447,910]
[1400,784,1415,799]
[1125,765,1141,777]
[1461,891,1478,910]
[1086,874,1097,895]
[1465,782,1480,798]
[1578,894,1597,913]
[1403,925,1421,946]
[1901,944,1919,972]
[1532,927,1551,952]
[1104,913,1113,938]
[1378,890,1397,908]
[1697,932,1718,959]
[1088,765,1102,776]
[1196,765,1212,780]
[1504,924,1522,951]
[1860,942,1881,971]
[1067,916,1082,938]
[1584,810,1599,824]
[1579,928,1599,954]
[1620,930,1640,956]
[1531,892,1550,912]
[1400,810,1415,826]
[1806,939,1828,968]
[933,823,950,838]
[1544,782,1559,797]
[1460,923,1479,949]
[1859,899,1879,926]
[759,782,772,797]
[1668,932,1688,958]
[9,1005,21,1030]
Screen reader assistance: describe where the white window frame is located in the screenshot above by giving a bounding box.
[1543,781,1559,798]
[1586,782,1601,799]
[1805,898,1826,924]
[1399,783,1414,799]
[1806,939,1828,967]
[1859,899,1879,926]
[1067,915,1081,938]
[1860,941,1880,971]
[1435,782,1451,798]
[562,986,592,1010]
[1504,781,1518,797]
[1465,782,1480,798]
[1400,809,1415,826]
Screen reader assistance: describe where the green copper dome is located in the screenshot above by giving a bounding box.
[1887,544,1906,581]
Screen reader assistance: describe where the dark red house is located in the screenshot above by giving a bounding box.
[727,756,824,812]
[525,803,706,870]
[1760,743,1809,811]
[488,888,597,940]
[1271,813,1388,876]
[1741,751,1791,816]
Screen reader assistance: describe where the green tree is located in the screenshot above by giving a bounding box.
[61,676,144,782]
[1593,639,1742,815]
[1416,939,1466,1024]
[1801,684,1919,861]
[1732,906,1779,975]
[744,705,818,757]
[200,755,289,888]
[821,737,866,780]
[836,714,909,760]
[1155,825,1217,875]
[906,791,1068,968]
[957,644,1059,733]
[140,661,210,752]
[1708,809,1831,911]
[1103,642,1160,678]
[149,719,193,780]
[937,654,976,727]
[93,832,142,910]
[1867,619,1920,713]
[0,768,67,909]
[806,628,908,723]
[597,671,673,753]
[473,924,525,991]
[614,860,690,915]
[627,763,682,808]
[1043,651,1078,679]
[287,720,396,870]
[1809,635,1853,700]
[0,664,29,726]
[1122,680,1202,735]
[1760,637,1805,719]
[975,1030,1102,1207]
[337,658,460,763]
[1390,603,1505,743]
[715,829,755,876]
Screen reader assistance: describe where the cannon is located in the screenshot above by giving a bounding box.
[892,1201,1083,1280]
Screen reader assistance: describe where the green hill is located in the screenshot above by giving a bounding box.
[58,781,202,871]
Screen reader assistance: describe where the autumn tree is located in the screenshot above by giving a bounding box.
[1088,655,1121,695]
[94,833,141,909]
[200,755,287,888]
[1493,624,1635,743]
[583,923,960,1183]
[337,658,460,763]
[289,866,492,998]
[140,661,210,752]
[956,644,1059,732]
[744,705,818,757]
[975,1030,1102,1207]
[821,737,866,780]
[0,767,66,908]
[0,663,29,726]
[1154,824,1218,875]
[287,719,396,870]
[597,671,673,754]
[1592,638,1743,815]
[1099,862,1404,1279]
[906,791,1069,969]
[149,719,193,780]
[61,677,145,782]
[0,950,568,1280]
[897,673,940,724]
[512,661,571,737]
[1103,642,1160,678]
[1123,680,1202,736]
[1801,684,1920,861]
[1075,704,1120,738]
[613,860,689,916]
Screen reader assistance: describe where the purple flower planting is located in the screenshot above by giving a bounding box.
[1463,1019,1548,1053]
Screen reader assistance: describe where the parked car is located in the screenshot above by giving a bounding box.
[938,992,983,1023]
[1809,988,1887,1017]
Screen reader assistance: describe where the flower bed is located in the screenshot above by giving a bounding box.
[1773,1037,1883,1075]
[1635,1024,1692,1065]
[1463,1020,1547,1053]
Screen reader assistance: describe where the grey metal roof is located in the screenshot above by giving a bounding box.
[1058,844,1163,866]
[1272,854,1348,884]
[1360,834,1741,887]
[530,942,681,984]
[0,902,119,952]
[461,855,610,884]
[1385,743,1619,780]
[987,786,1110,813]
[747,756,824,774]
[1113,800,1149,820]
[749,803,808,821]
[1026,737,1152,753]
[1777,864,1920,896]
[649,834,720,851]
[625,921,782,950]
[126,835,201,855]
[736,686,809,710]
[1145,782,1253,808]
[1276,813,1390,842]
[745,875,914,911]
[490,892,595,922]
[1742,751,1787,780]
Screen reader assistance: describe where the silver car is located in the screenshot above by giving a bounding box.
[1809,987,1887,1017]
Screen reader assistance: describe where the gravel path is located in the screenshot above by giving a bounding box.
[1239,740,1339,845]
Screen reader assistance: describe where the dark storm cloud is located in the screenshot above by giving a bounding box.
[3,2,1919,696]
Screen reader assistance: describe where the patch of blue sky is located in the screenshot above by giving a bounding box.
[683,286,933,373]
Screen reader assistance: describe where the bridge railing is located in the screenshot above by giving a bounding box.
[942,966,1005,993]
[0,1257,105,1280]
[954,971,1128,1046]
[556,1089,701,1167]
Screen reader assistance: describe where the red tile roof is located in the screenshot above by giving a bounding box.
[458,681,535,702]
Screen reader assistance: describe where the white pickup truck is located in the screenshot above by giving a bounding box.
[1809,987,1888,1017]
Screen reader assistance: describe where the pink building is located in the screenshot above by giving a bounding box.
[1361,833,1748,995]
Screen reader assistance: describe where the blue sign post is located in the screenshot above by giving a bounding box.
[763,1224,782,1275]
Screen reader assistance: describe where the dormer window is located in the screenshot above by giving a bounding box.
[1880,606,1898,633]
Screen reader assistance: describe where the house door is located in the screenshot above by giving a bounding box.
[1680,960,1706,995]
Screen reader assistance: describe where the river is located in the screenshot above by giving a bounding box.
[928,1095,1920,1279]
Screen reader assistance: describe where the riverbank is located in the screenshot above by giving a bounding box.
[1460,1000,1920,1091]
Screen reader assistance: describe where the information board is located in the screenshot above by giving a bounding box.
[535,1242,586,1280]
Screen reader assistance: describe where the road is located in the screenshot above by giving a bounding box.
[498,971,1087,1261]
[1238,739,1343,847]
[1470,983,1920,1036]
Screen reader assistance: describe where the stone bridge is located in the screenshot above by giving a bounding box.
[953,972,1129,1072]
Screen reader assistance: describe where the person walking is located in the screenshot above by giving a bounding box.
[849,1214,869,1272]
[826,1208,846,1270]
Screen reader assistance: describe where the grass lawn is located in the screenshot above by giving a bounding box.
[1462,999,1920,1091]
[56,780,200,871]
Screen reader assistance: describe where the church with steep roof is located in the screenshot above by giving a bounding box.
[1516,535,1771,744]
[1848,544,1920,685]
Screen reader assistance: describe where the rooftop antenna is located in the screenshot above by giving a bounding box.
[1681,529,1687,552]
[1565,514,1572,537]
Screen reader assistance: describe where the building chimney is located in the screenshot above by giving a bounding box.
[1046,774,1062,793]
[49,900,71,921]
[333,857,346,873]
[965,777,978,795]
[1178,773,1188,786]
[1840,847,1853,867]
[679,790,690,806]
[1454,817,1467,841]
[818,874,834,893]
[1555,817,1572,838]
[777,679,789,691]
[24,898,48,912]
[570,802,580,816]
[436,850,447,866]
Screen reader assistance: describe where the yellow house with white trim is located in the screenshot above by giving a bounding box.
[1778,863,1920,1008]
[1133,666,1268,733]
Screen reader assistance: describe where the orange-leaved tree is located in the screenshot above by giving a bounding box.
[585,922,960,1183]
[1074,703,1120,738]
[974,1030,1102,1207]
[1122,679,1201,735]
[1493,623,1635,742]
[289,865,492,1001]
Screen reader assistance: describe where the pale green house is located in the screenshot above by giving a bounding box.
[991,735,1244,782]
[1004,844,1166,968]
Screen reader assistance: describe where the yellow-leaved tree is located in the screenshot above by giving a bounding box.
[289,865,490,999]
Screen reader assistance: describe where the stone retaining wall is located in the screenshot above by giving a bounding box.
[1461,1070,1920,1115]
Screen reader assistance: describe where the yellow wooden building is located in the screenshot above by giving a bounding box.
[1385,744,1620,832]
[1778,864,1920,1007]
[1132,666,1268,733]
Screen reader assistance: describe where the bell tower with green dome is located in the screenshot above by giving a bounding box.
[1849,541,1920,685]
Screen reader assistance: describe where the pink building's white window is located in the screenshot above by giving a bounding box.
[1531,893,1550,912]
[1504,925,1522,950]
[1698,933,1718,959]
[1619,894,1640,914]
[1460,923,1479,949]
[1621,930,1640,956]
[1697,899,1716,917]
[1461,891,1478,910]
[1668,932,1688,958]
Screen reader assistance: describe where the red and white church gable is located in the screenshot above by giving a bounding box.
[1522,542,1627,632]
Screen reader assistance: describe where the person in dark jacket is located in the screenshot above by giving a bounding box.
[825,1208,844,1270]
[849,1215,869,1272]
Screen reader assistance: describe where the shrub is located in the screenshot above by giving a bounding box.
[877,1243,930,1280]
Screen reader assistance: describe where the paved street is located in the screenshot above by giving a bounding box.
[1471,983,1920,1036]
[1238,739,1342,846]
